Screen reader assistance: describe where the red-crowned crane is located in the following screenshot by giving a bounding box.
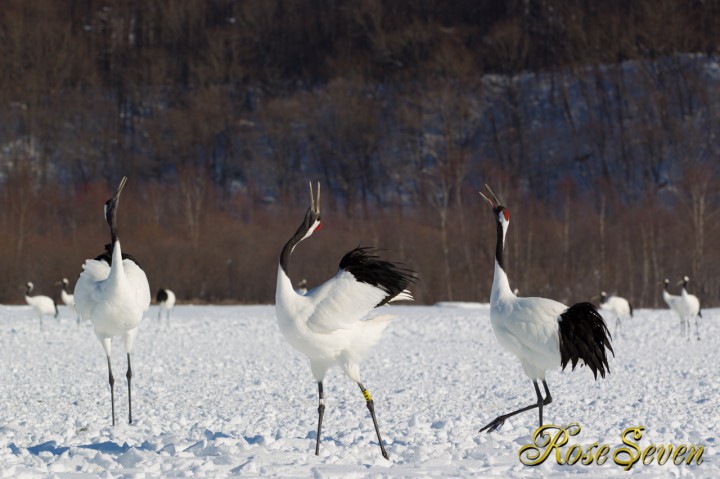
[156,288,176,322]
[662,279,686,337]
[677,276,701,341]
[275,182,415,459]
[56,278,80,326]
[24,282,58,330]
[478,185,614,433]
[74,177,151,426]
[598,292,633,338]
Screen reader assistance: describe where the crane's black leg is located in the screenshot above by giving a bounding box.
[480,379,546,433]
[358,383,389,459]
[107,356,115,426]
[126,353,133,424]
[315,381,325,456]
[695,316,700,341]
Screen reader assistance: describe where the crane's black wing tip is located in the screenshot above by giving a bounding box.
[339,246,417,305]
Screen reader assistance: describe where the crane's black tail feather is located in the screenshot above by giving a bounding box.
[558,302,614,379]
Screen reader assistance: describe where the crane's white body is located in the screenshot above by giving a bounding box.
[276,268,399,382]
[677,288,700,319]
[663,281,687,336]
[75,241,151,356]
[490,266,563,380]
[61,288,75,310]
[24,283,57,329]
[677,280,701,340]
[662,289,682,314]
[599,293,632,337]
[599,296,631,317]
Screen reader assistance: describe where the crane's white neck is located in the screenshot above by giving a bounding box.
[109,240,126,281]
[491,260,513,304]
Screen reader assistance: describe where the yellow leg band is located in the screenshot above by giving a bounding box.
[362,389,372,402]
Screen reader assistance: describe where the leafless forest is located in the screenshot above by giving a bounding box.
[1,1,719,307]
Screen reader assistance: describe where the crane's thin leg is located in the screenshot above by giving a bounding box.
[480,379,546,433]
[315,381,325,456]
[39,315,43,331]
[358,383,389,459]
[695,316,700,341]
[126,353,133,424]
[107,356,115,426]
[615,317,621,338]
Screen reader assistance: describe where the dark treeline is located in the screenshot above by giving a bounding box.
[0,1,719,307]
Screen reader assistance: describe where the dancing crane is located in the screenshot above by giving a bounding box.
[275,182,415,459]
[478,185,613,433]
[74,177,151,425]
[24,282,58,330]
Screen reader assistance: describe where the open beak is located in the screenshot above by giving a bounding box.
[112,176,127,204]
[479,184,500,208]
[309,181,321,215]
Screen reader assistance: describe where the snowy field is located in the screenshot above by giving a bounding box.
[1,303,718,478]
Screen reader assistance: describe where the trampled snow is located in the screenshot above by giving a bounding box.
[1,303,717,477]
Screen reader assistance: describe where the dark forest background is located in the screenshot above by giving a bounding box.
[1,0,719,307]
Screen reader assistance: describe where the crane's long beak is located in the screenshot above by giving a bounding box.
[113,176,127,203]
[479,184,500,208]
[309,181,320,215]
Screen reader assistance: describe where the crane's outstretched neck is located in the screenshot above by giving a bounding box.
[280,208,321,274]
[491,207,512,301]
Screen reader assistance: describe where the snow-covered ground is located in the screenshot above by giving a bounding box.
[1,303,717,477]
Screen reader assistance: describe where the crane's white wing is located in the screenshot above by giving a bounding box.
[74,259,111,322]
[305,270,388,333]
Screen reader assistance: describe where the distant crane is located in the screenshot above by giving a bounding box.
[598,292,633,338]
[74,177,151,425]
[56,278,80,325]
[24,282,58,330]
[275,182,415,458]
[478,185,613,433]
[156,288,176,322]
[662,279,685,337]
[677,276,701,341]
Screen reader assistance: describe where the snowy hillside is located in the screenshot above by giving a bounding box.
[1,304,717,477]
